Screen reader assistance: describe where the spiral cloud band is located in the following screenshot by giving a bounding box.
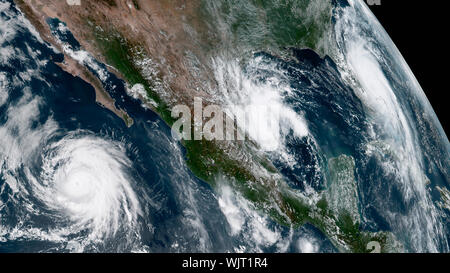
[37,134,142,245]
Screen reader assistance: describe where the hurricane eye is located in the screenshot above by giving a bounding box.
[35,134,142,246]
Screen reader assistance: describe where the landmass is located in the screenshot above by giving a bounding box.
[14,0,401,252]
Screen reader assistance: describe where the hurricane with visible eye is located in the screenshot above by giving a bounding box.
[36,133,141,246]
[1,0,449,253]
[0,1,235,252]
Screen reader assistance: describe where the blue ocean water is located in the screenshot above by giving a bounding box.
[1,0,449,253]
[0,0,336,253]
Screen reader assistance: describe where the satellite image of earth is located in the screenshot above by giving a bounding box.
[0,0,449,253]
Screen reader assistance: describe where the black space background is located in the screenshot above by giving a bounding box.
[366,1,448,135]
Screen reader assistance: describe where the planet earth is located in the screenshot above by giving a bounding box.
[0,0,449,253]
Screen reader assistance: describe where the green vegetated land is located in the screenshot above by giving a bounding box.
[199,0,332,56]
[83,0,397,252]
